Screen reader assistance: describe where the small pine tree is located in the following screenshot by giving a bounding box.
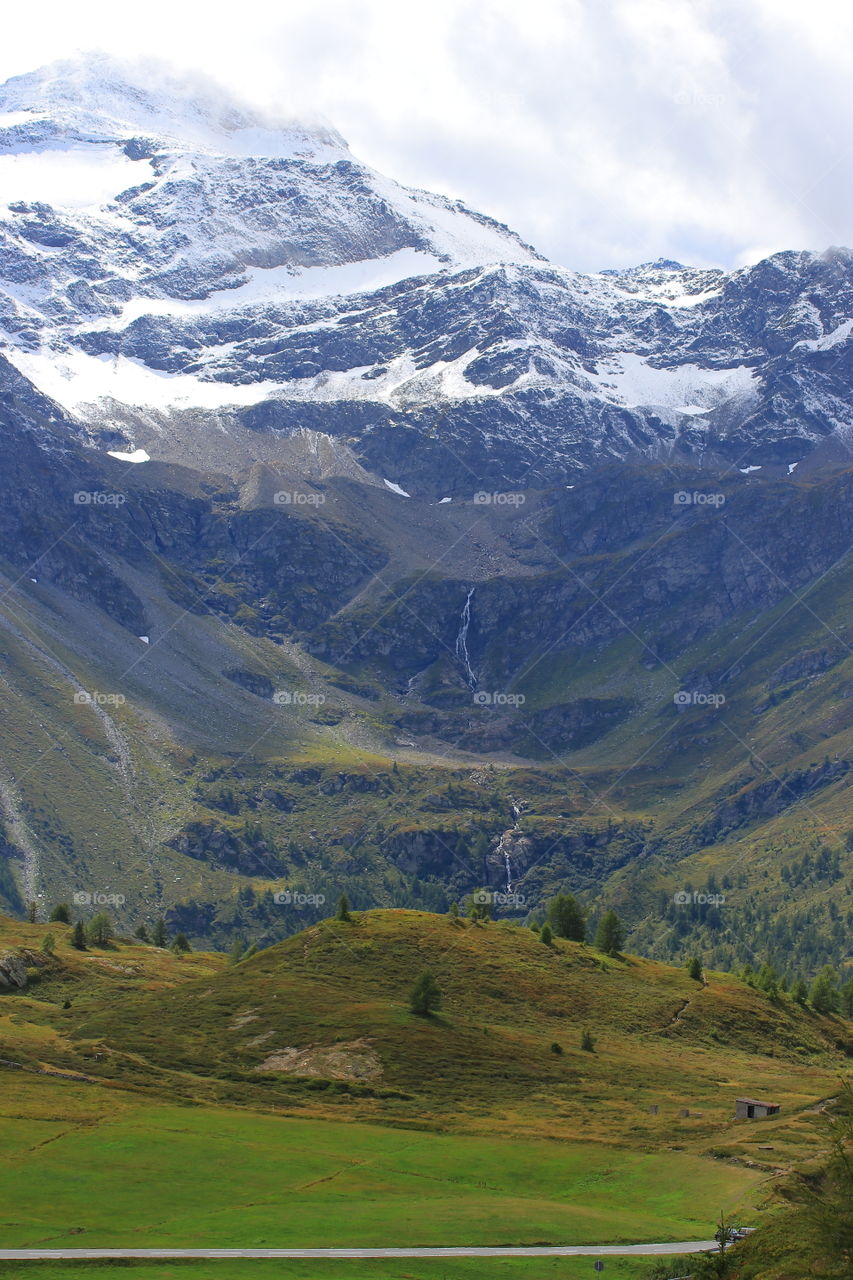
[792,977,809,1005]
[133,924,150,943]
[172,932,191,953]
[41,932,56,954]
[228,938,245,965]
[581,1030,596,1053]
[448,901,459,919]
[757,962,780,999]
[841,977,853,1018]
[153,918,168,948]
[27,901,37,923]
[540,922,553,946]
[70,921,87,950]
[467,890,492,921]
[86,913,113,948]
[548,893,586,942]
[810,967,841,1014]
[49,904,70,924]
[687,955,703,982]
[336,894,351,922]
[410,970,442,1016]
[595,910,625,957]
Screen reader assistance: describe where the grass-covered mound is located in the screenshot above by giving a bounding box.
[0,908,838,1156]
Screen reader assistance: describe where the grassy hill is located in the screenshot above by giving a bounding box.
[3,910,848,1149]
[0,909,850,1279]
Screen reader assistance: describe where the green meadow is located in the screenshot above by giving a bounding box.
[0,1076,759,1252]
[1,909,847,1280]
[0,1259,679,1280]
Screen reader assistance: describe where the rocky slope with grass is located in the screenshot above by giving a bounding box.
[0,57,851,979]
[0,909,848,1147]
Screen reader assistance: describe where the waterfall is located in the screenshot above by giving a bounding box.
[455,587,477,689]
[495,828,514,893]
[503,800,524,892]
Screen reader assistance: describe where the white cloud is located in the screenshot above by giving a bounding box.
[0,0,850,270]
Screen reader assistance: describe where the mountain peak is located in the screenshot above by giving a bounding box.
[600,257,691,278]
[0,53,349,160]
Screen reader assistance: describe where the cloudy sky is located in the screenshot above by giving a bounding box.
[2,0,851,271]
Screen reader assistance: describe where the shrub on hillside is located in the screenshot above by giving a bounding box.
[410,970,442,1016]
[595,910,624,956]
[547,893,586,941]
[86,913,114,948]
[336,894,352,922]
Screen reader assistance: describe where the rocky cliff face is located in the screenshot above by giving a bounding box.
[0,57,850,975]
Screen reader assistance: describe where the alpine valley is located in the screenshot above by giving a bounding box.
[0,52,851,983]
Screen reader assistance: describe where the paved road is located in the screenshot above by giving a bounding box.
[0,1242,717,1259]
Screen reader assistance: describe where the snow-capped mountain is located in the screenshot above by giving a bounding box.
[2,54,853,493]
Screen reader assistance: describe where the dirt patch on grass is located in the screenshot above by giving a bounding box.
[255,1037,383,1083]
[230,1008,259,1028]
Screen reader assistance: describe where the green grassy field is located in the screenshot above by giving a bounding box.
[42,908,846,1163]
[0,1258,678,1280]
[1,909,848,1280]
[0,1074,759,1252]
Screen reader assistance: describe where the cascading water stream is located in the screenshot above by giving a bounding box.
[502,800,524,893]
[455,587,477,689]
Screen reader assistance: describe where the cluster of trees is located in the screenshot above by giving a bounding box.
[166,878,379,953]
[42,904,190,954]
[652,871,852,980]
[781,846,843,889]
[228,894,352,964]
[537,893,626,957]
[458,889,626,957]
[740,959,853,1015]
